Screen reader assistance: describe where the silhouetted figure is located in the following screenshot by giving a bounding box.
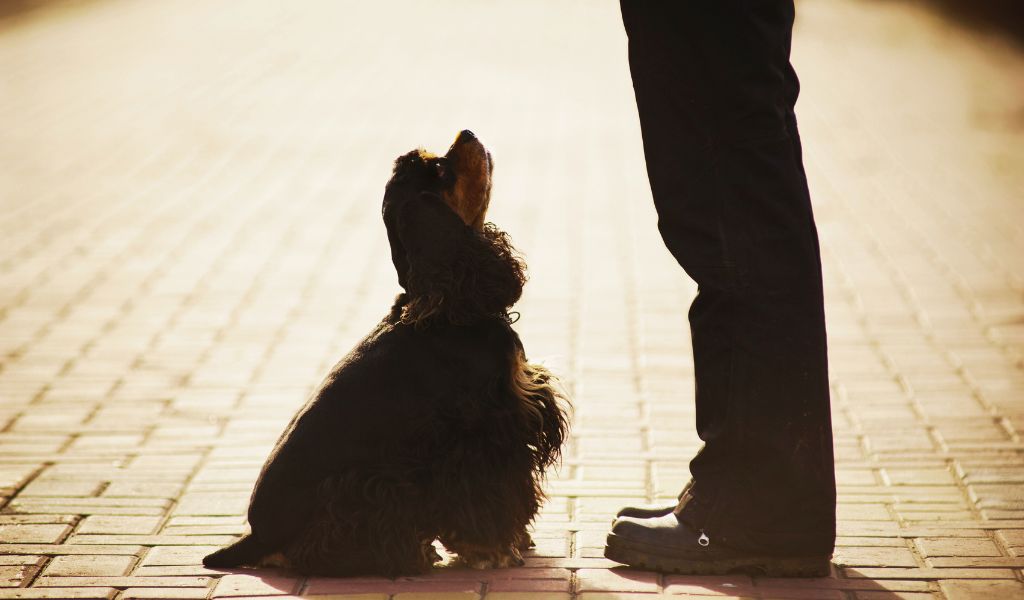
[605,1,836,577]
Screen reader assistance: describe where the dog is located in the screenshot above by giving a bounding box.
[203,130,570,577]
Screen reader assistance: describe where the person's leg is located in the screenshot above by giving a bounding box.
[609,0,835,564]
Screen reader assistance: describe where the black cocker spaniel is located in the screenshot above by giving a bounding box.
[203,130,570,577]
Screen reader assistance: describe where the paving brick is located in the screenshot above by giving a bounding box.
[896,509,976,522]
[518,536,567,558]
[138,546,222,567]
[0,525,72,545]
[36,578,212,589]
[297,595,386,600]
[754,578,931,593]
[844,567,1018,580]
[18,480,103,498]
[102,482,185,499]
[939,579,1024,600]
[0,557,44,567]
[833,546,918,568]
[41,554,135,577]
[914,537,1001,558]
[526,558,630,570]
[120,589,212,599]
[891,528,997,538]
[165,517,246,527]
[7,505,165,517]
[161,520,247,534]
[576,569,659,593]
[392,595,480,600]
[759,589,844,600]
[853,593,933,600]
[0,517,76,527]
[837,504,893,521]
[477,569,573,585]
[67,535,237,546]
[487,578,570,593]
[664,575,755,597]
[0,589,118,599]
[76,516,162,535]
[173,494,249,517]
[133,565,222,576]
[835,537,909,548]
[8,499,170,510]
[486,594,570,600]
[211,574,300,597]
[0,564,40,587]
[576,595,665,600]
[0,545,143,556]
[304,579,480,596]
[882,468,957,486]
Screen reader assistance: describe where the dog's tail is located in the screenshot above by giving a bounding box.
[203,534,264,569]
[510,353,571,472]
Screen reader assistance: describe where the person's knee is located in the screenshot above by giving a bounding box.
[656,218,738,292]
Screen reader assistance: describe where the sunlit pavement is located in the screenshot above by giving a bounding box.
[1,1,1023,598]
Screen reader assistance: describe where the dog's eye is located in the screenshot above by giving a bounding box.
[435,160,447,179]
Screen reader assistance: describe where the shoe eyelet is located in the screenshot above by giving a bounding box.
[698,531,710,547]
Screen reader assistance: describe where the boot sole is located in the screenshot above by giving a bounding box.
[604,533,831,578]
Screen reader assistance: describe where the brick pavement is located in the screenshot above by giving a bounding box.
[1,0,1022,598]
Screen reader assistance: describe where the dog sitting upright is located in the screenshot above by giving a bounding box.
[203,130,570,577]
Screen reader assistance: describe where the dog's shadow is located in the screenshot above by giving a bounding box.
[207,545,567,596]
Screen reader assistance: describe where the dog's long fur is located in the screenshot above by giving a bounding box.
[203,134,570,577]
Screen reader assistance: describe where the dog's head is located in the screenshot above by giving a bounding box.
[383,130,525,327]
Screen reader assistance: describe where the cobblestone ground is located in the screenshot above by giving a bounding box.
[1,0,1023,598]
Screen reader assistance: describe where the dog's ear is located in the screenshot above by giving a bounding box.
[390,193,525,327]
[391,192,464,304]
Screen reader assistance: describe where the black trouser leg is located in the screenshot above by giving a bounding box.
[621,0,836,555]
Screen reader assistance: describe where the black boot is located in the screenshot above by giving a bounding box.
[605,514,831,577]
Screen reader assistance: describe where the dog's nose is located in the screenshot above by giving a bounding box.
[458,129,476,142]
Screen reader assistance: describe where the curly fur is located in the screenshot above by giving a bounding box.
[401,223,526,328]
[510,354,569,472]
[202,139,571,577]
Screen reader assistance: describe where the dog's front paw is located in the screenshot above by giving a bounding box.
[515,531,535,551]
[461,546,525,570]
